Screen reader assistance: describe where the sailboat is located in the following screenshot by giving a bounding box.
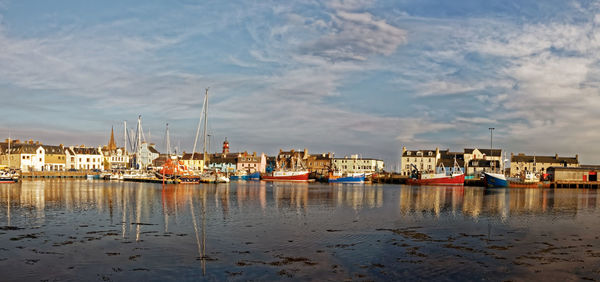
[191,88,229,184]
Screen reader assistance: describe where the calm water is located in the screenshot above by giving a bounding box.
[1,180,599,281]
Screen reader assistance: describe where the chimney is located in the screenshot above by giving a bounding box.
[304,148,308,158]
[35,141,40,145]
[253,152,256,157]
[555,153,559,159]
[59,144,63,148]
[4,139,7,143]
[29,139,34,144]
[576,154,579,161]
[14,139,20,144]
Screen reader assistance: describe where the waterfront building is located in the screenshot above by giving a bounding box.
[180,153,204,172]
[42,145,66,171]
[236,152,266,173]
[510,153,579,176]
[547,166,598,182]
[1,140,45,172]
[400,147,444,176]
[100,127,129,170]
[136,143,160,169]
[331,155,384,174]
[305,153,334,175]
[463,148,503,171]
[68,146,103,170]
[208,153,237,173]
[466,159,501,176]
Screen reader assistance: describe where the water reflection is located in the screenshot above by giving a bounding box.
[3,181,600,280]
[3,182,600,226]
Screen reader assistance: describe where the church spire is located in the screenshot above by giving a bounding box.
[108,126,117,151]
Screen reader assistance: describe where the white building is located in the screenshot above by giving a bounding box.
[331,155,384,174]
[67,146,103,170]
[135,143,159,169]
[400,147,443,176]
[102,147,129,170]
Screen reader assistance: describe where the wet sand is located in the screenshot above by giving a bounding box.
[0,180,599,280]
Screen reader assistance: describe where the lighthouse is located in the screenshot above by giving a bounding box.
[222,138,230,154]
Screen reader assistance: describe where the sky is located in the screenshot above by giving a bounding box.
[1,0,600,168]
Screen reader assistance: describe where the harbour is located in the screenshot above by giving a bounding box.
[1,180,600,280]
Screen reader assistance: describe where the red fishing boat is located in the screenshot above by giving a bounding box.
[407,159,465,186]
[261,170,310,182]
[406,173,465,185]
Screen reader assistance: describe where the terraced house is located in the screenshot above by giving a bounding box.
[42,145,66,171]
[510,153,579,177]
[401,147,444,176]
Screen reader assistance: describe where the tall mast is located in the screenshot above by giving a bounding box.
[202,88,209,167]
[123,120,127,155]
[192,88,208,162]
[166,123,171,156]
[137,115,142,169]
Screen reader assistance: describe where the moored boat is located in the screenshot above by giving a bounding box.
[407,173,465,185]
[407,159,464,186]
[229,170,249,181]
[328,172,365,183]
[0,170,19,183]
[261,170,310,182]
[248,172,260,181]
[483,172,508,188]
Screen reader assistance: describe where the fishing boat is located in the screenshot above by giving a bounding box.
[487,171,550,188]
[407,160,464,186]
[261,170,310,182]
[248,172,260,181]
[328,172,365,183]
[483,172,508,188]
[229,170,249,181]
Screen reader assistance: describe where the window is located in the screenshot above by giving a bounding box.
[407,151,411,156]
[428,152,432,156]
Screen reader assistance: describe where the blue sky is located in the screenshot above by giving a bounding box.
[1,0,600,167]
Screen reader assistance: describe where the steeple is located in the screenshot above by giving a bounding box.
[108,126,117,151]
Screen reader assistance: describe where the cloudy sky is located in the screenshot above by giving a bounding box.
[1,0,600,168]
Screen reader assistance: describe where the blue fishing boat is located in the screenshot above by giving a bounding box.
[248,172,260,180]
[328,172,365,183]
[229,174,248,181]
[483,172,508,188]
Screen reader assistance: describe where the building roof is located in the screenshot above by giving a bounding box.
[148,146,160,154]
[465,148,502,157]
[71,147,101,155]
[42,145,65,155]
[511,153,578,164]
[4,144,41,154]
[181,153,205,160]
